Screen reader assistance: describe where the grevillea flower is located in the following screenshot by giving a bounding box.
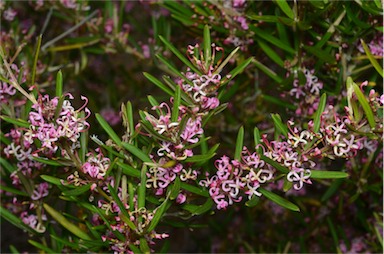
[25,93,90,155]
[82,149,110,179]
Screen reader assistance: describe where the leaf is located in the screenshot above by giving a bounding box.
[159,35,201,75]
[310,170,349,179]
[28,240,56,253]
[245,195,260,207]
[303,45,336,64]
[262,95,296,110]
[257,40,284,67]
[0,185,29,197]
[62,184,91,196]
[313,93,327,133]
[43,203,92,240]
[106,185,136,231]
[169,177,181,200]
[32,156,65,166]
[117,161,140,178]
[146,197,171,232]
[138,164,148,211]
[260,155,289,174]
[203,25,211,70]
[190,199,214,215]
[95,113,122,146]
[171,85,181,122]
[251,27,295,54]
[185,143,220,163]
[234,126,244,161]
[122,142,152,163]
[274,0,294,19]
[56,70,63,97]
[0,206,35,233]
[0,116,30,128]
[140,238,151,254]
[321,179,344,202]
[180,182,209,197]
[352,80,376,128]
[252,59,283,83]
[222,57,253,85]
[143,72,174,97]
[31,35,42,87]
[0,157,16,173]
[259,188,300,212]
[271,113,288,137]
[40,175,63,186]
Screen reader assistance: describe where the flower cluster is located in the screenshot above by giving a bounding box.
[144,102,203,201]
[94,182,169,253]
[286,68,324,116]
[200,148,274,210]
[26,94,90,155]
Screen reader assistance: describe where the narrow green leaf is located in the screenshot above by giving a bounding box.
[117,161,140,178]
[257,40,284,67]
[40,175,63,186]
[138,164,148,211]
[214,47,239,75]
[222,57,253,85]
[274,0,294,19]
[32,156,65,166]
[43,203,92,240]
[185,143,219,163]
[271,113,288,137]
[180,182,209,197]
[321,179,344,202]
[31,35,42,87]
[9,245,19,254]
[352,81,377,128]
[245,195,260,207]
[0,185,29,196]
[259,188,300,212]
[28,240,55,253]
[262,95,296,110]
[252,27,295,54]
[95,113,122,146]
[55,70,63,97]
[156,54,187,79]
[0,157,16,173]
[147,197,171,232]
[254,127,261,152]
[169,177,181,200]
[327,217,339,250]
[303,45,336,64]
[62,184,91,196]
[106,185,137,231]
[283,178,293,192]
[0,116,30,128]
[234,126,244,161]
[143,72,173,97]
[253,59,283,83]
[260,155,289,173]
[310,170,349,179]
[159,35,201,75]
[203,25,211,70]
[0,206,35,233]
[313,93,327,133]
[192,199,214,215]
[122,142,152,163]
[140,238,150,254]
[171,85,181,122]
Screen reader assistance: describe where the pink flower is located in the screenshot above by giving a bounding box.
[31,182,49,200]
